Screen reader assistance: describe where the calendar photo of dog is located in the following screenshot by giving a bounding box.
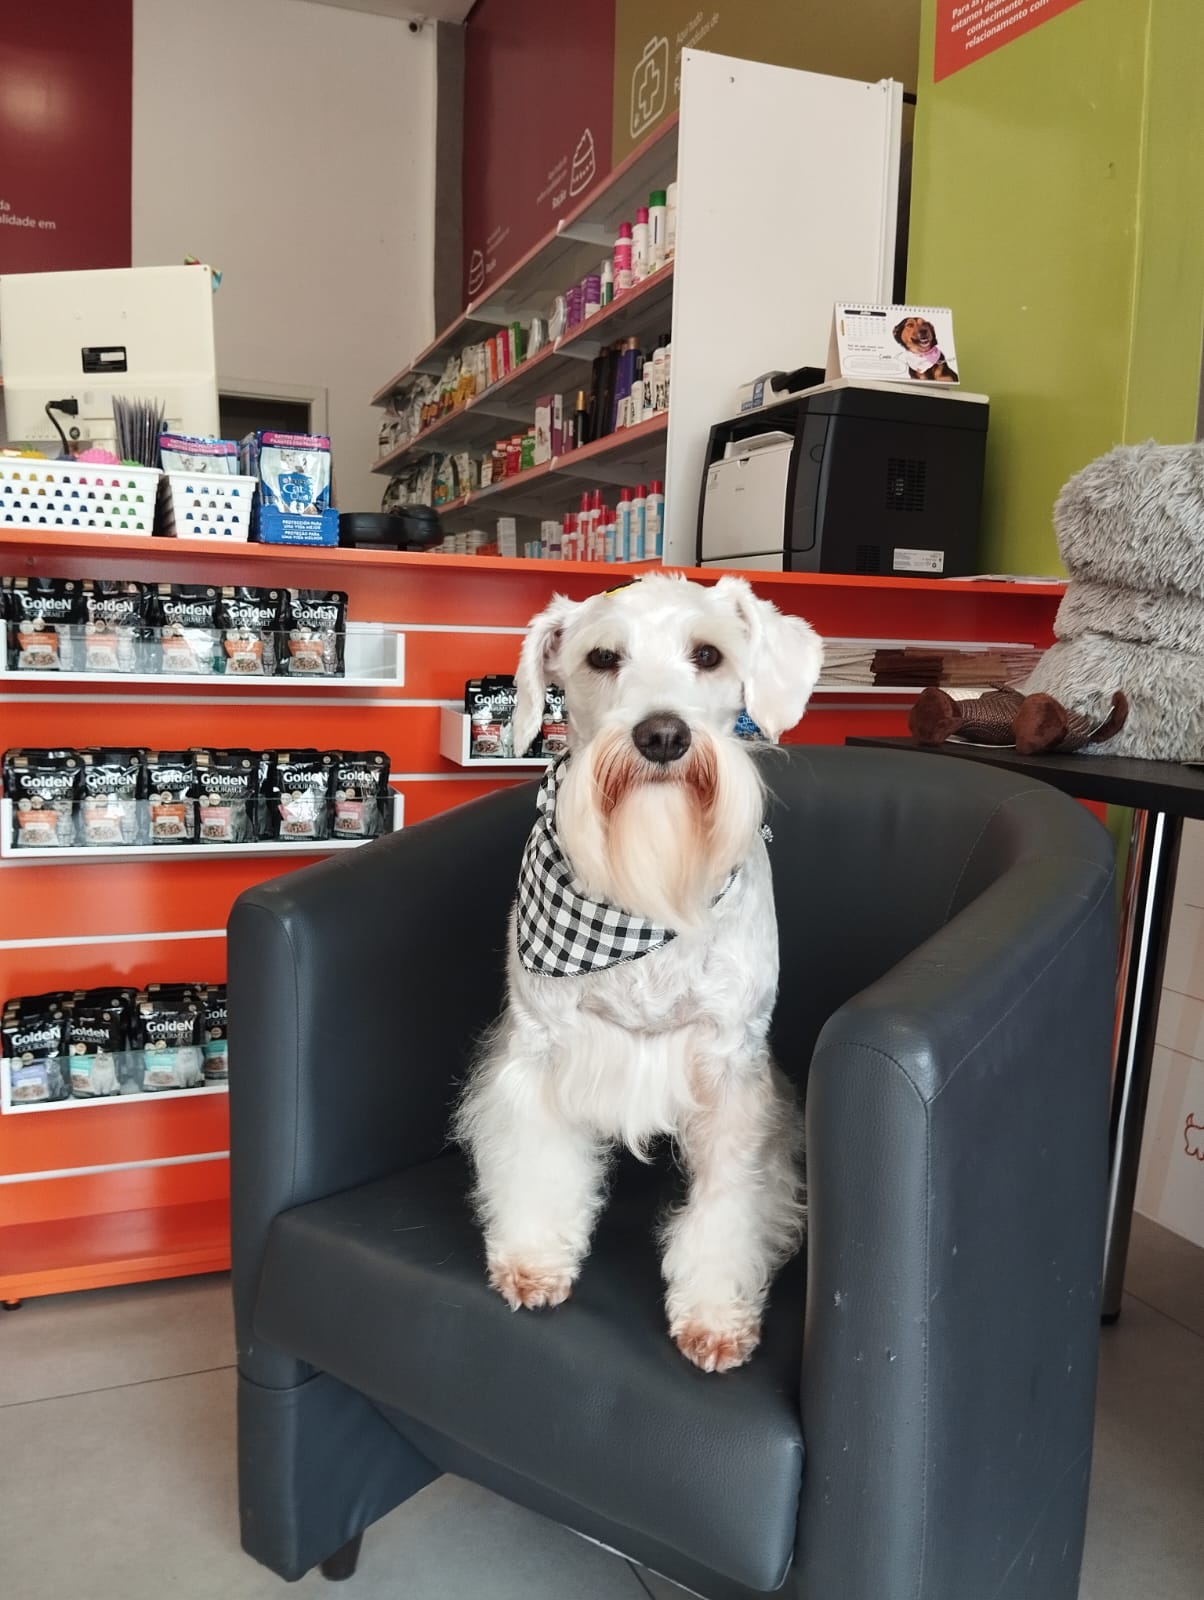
[454,573,823,1373]
[893,314,960,382]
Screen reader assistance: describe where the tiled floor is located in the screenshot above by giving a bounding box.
[1,1215,1200,1600]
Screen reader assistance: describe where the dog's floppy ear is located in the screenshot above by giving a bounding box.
[892,317,908,346]
[714,576,824,742]
[513,594,578,757]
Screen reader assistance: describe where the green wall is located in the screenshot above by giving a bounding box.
[908,0,1204,574]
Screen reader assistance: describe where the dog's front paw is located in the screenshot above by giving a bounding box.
[488,1258,574,1311]
[671,1312,761,1373]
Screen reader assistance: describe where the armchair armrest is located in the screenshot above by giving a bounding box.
[795,843,1115,1600]
[228,782,535,1386]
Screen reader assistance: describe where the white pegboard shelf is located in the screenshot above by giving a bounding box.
[1,1080,227,1116]
[439,705,549,769]
[0,793,404,864]
[0,622,405,689]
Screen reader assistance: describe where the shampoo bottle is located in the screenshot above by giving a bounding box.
[628,351,645,425]
[603,505,617,562]
[632,484,647,561]
[616,488,633,562]
[614,221,633,293]
[648,190,667,270]
[632,207,650,282]
[645,480,664,559]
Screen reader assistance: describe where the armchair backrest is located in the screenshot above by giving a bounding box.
[761,745,1106,1086]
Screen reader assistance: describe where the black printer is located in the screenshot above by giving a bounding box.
[697,379,988,577]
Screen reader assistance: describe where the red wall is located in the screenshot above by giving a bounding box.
[462,0,615,303]
[0,3,133,273]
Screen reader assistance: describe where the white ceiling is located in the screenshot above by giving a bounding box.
[292,0,473,22]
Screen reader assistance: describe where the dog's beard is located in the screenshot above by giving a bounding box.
[556,727,764,930]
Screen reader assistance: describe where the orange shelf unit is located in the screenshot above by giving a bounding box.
[0,1200,230,1301]
[0,530,1063,1300]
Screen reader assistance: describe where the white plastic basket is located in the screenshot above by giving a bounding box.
[0,458,161,536]
[161,473,257,541]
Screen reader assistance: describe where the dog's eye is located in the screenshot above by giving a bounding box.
[586,647,622,672]
[691,643,723,671]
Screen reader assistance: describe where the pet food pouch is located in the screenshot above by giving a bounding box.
[8,577,84,672]
[216,587,283,676]
[540,686,568,758]
[136,993,204,1090]
[3,749,81,848]
[5,990,74,1021]
[79,749,145,847]
[2,1005,70,1103]
[82,581,149,674]
[202,985,228,1082]
[263,750,334,841]
[280,590,346,677]
[242,431,332,514]
[465,676,518,757]
[154,584,220,675]
[145,751,198,844]
[195,750,256,843]
[158,434,239,474]
[331,751,389,839]
[67,1000,127,1097]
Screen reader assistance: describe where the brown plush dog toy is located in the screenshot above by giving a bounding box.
[909,684,1129,755]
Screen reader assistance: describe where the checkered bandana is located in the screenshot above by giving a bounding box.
[517,756,679,976]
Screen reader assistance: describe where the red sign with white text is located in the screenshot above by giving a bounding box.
[462,0,615,305]
[0,4,133,273]
[934,0,1085,83]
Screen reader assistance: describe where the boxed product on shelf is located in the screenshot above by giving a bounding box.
[1,745,395,851]
[241,429,339,546]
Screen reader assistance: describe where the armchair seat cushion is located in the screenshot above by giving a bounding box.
[253,1152,806,1592]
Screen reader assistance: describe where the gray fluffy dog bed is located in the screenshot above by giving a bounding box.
[1023,439,1204,760]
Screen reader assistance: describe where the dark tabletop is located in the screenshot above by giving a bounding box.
[846,737,1204,820]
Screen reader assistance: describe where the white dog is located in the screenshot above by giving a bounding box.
[454,573,823,1372]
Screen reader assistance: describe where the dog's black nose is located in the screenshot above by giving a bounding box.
[633,714,692,764]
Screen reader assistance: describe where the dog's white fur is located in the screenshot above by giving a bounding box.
[454,573,823,1372]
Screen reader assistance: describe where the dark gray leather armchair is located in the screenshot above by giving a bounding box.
[229,746,1115,1599]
